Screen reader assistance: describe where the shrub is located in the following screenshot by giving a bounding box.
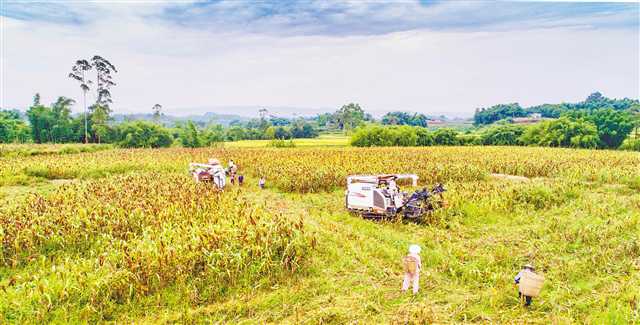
[350,125,418,147]
[480,124,526,145]
[116,121,173,148]
[269,139,296,148]
[519,117,598,148]
[619,138,640,151]
[457,133,481,146]
[416,127,434,146]
[433,128,460,145]
[179,121,202,148]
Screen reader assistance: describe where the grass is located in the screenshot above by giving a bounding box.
[149,179,639,323]
[0,143,114,158]
[224,134,350,148]
[0,145,638,323]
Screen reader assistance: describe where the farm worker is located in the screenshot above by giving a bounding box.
[238,174,244,186]
[259,177,266,189]
[388,178,399,206]
[401,244,422,295]
[388,178,398,193]
[228,160,237,174]
[514,264,536,306]
[230,173,236,185]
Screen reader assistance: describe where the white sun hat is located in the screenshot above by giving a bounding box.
[409,244,421,254]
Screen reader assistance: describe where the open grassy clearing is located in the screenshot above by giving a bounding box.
[224,134,350,148]
[0,146,638,323]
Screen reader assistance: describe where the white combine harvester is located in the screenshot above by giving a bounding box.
[345,174,445,220]
[189,158,226,190]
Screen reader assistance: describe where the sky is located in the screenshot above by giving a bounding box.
[0,1,638,118]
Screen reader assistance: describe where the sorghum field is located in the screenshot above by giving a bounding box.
[1,145,639,323]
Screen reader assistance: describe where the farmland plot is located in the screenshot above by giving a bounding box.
[0,146,638,323]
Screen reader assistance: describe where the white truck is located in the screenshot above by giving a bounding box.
[345,174,445,220]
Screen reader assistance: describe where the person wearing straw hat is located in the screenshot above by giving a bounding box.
[401,244,422,295]
[514,263,536,306]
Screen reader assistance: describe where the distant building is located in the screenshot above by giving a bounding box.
[428,119,445,125]
[512,113,545,124]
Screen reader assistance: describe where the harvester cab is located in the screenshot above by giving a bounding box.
[189,158,226,190]
[345,174,445,220]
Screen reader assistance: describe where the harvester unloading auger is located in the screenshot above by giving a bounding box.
[345,174,446,220]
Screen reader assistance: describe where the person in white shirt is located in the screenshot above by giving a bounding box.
[402,244,422,294]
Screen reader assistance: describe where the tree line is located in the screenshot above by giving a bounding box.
[352,107,640,151]
[473,92,640,125]
[0,97,322,148]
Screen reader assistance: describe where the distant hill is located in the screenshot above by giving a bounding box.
[111,112,251,126]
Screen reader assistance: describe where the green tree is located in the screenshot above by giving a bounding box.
[91,55,118,107]
[50,97,76,142]
[520,117,598,148]
[117,121,173,148]
[586,108,634,149]
[351,125,418,147]
[336,103,366,130]
[202,124,225,145]
[274,126,292,140]
[433,128,460,145]
[415,127,434,146]
[474,103,527,125]
[0,110,30,143]
[26,95,77,143]
[89,104,111,143]
[179,121,202,148]
[481,124,526,145]
[316,113,334,128]
[226,126,247,141]
[69,59,92,143]
[290,118,318,138]
[26,94,53,143]
[381,112,428,127]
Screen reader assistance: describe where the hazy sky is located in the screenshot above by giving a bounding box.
[1,1,638,117]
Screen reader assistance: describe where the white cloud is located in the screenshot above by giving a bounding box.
[0,3,638,117]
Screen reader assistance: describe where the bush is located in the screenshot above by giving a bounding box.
[519,117,598,148]
[619,138,640,151]
[351,125,419,147]
[416,127,434,146]
[116,121,173,148]
[433,128,460,145]
[457,133,481,146]
[480,124,526,145]
[586,108,634,149]
[179,121,202,148]
[268,139,296,148]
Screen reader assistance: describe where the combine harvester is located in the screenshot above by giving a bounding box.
[345,174,446,221]
[189,158,226,190]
